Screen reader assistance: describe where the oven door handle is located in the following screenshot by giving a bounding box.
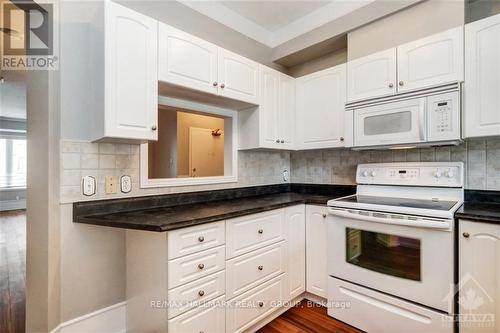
[327,208,452,230]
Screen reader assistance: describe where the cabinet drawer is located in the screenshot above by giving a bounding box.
[168,295,225,333]
[167,270,225,319]
[226,241,286,300]
[226,274,286,333]
[168,246,225,289]
[167,221,225,260]
[226,209,285,259]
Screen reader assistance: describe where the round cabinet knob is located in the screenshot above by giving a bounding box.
[198,290,205,297]
[276,139,280,143]
[258,302,264,308]
[258,229,264,234]
[362,171,369,177]
[220,83,225,89]
[258,265,263,271]
[399,81,404,86]
[198,236,205,243]
[463,232,470,238]
[213,81,218,87]
[198,263,205,270]
[280,139,284,143]
[322,213,327,218]
[151,125,157,131]
[340,137,345,142]
[389,83,394,88]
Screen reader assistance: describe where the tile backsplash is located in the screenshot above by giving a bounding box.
[60,141,290,203]
[61,138,500,203]
[291,139,500,190]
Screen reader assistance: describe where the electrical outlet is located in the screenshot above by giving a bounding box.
[105,176,117,194]
[82,176,96,196]
[283,169,289,182]
[120,175,132,193]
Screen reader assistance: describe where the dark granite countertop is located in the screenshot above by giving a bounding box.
[456,203,500,225]
[73,184,354,232]
[455,190,500,225]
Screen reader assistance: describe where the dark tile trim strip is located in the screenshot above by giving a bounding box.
[73,183,357,219]
[464,189,500,204]
[73,184,291,218]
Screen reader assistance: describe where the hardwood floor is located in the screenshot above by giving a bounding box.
[258,300,363,333]
[0,210,26,333]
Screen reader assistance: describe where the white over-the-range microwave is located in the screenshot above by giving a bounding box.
[344,83,461,150]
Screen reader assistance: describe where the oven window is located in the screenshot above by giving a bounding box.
[364,111,412,135]
[346,228,421,281]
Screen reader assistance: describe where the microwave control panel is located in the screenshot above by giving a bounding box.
[427,91,461,142]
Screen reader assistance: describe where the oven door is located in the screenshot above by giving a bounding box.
[327,208,453,313]
[354,97,427,148]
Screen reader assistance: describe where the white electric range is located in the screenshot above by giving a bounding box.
[326,162,463,333]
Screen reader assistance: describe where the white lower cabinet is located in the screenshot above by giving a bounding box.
[459,220,500,333]
[286,205,306,300]
[127,205,329,332]
[306,205,328,298]
[168,295,226,333]
[226,241,286,300]
[226,274,287,333]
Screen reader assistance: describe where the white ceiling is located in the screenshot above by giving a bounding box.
[179,0,375,48]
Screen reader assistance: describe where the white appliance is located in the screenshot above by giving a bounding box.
[345,84,461,150]
[327,162,463,333]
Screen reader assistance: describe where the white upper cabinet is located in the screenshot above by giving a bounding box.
[96,1,158,142]
[238,67,295,150]
[218,48,260,105]
[279,74,296,149]
[464,14,500,138]
[347,27,464,103]
[158,23,218,95]
[347,48,397,102]
[397,26,464,92]
[260,67,281,147]
[296,64,346,150]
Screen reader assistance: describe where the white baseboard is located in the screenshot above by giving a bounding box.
[50,302,126,333]
[0,199,26,211]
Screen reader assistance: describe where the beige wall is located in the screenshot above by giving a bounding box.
[176,112,225,177]
[348,0,465,60]
[287,48,347,78]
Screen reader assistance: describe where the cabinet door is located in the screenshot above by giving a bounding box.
[279,74,296,149]
[459,220,500,333]
[306,205,328,298]
[286,205,305,300]
[464,14,500,138]
[218,48,259,104]
[259,66,280,148]
[158,23,218,95]
[347,48,396,102]
[397,26,464,92]
[105,2,158,141]
[296,64,346,150]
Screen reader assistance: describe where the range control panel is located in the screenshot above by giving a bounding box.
[357,162,464,187]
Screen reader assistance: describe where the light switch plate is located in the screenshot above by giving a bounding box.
[120,175,132,193]
[105,175,117,194]
[283,169,289,182]
[82,176,96,196]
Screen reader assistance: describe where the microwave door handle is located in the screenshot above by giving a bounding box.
[418,100,427,141]
[327,208,451,230]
